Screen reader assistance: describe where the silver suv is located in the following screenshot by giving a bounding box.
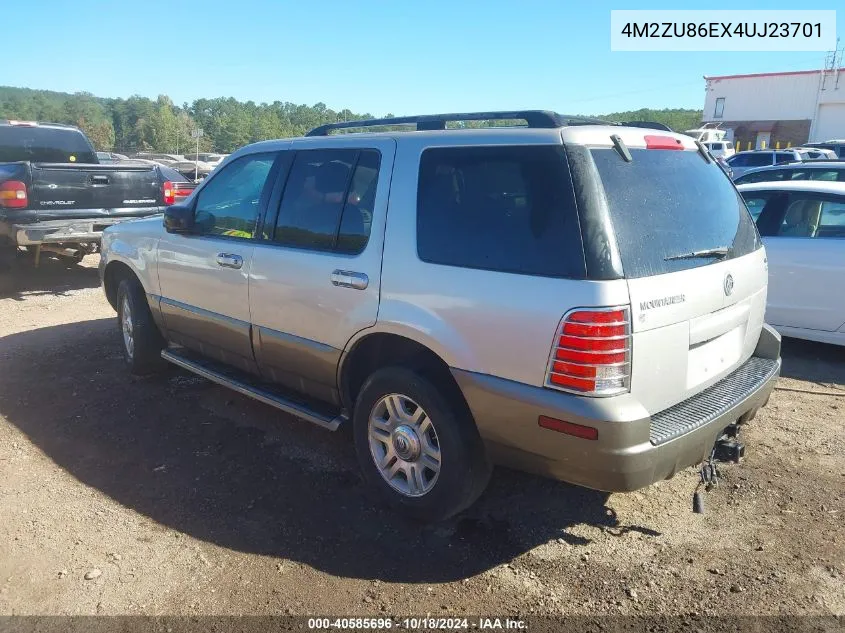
[99,111,781,521]
[726,149,810,178]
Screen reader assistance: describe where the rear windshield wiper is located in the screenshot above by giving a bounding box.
[664,246,730,261]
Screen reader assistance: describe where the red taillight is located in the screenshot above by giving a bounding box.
[645,135,683,150]
[558,334,626,352]
[562,322,627,337]
[163,181,175,205]
[545,307,631,396]
[538,416,598,440]
[0,180,28,209]
[164,181,193,205]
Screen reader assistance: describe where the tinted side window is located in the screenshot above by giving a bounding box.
[728,154,748,167]
[416,145,585,279]
[777,194,827,238]
[736,169,786,184]
[816,199,845,238]
[274,149,380,254]
[0,126,97,163]
[337,150,380,254]
[741,195,770,222]
[194,153,276,238]
[748,154,774,167]
[806,169,841,182]
[774,152,794,164]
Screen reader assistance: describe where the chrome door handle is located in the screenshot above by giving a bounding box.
[331,270,368,290]
[216,253,243,269]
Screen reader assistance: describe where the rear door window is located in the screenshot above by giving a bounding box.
[589,148,761,278]
[749,191,845,238]
[735,169,787,184]
[750,153,775,166]
[274,148,380,254]
[416,145,585,278]
[777,194,828,237]
[805,169,842,182]
[816,199,845,238]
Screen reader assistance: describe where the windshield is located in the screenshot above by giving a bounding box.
[590,148,761,278]
[0,126,98,163]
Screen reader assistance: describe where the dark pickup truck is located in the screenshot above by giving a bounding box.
[0,120,194,266]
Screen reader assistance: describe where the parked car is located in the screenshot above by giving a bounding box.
[100,110,781,521]
[132,153,186,166]
[96,151,131,164]
[734,161,845,185]
[169,160,214,181]
[726,149,810,178]
[0,120,196,267]
[702,140,735,159]
[738,180,845,346]
[184,152,229,168]
[801,141,845,159]
[794,147,838,160]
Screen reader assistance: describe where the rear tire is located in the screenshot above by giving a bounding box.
[116,277,167,375]
[352,367,491,522]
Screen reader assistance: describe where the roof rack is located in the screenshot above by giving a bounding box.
[305,110,608,136]
[617,121,674,132]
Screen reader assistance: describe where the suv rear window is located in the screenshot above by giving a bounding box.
[416,145,585,279]
[590,148,761,278]
[0,125,97,163]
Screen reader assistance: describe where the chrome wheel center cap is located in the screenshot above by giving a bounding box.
[392,425,421,461]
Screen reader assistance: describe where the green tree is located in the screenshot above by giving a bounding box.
[1,85,703,155]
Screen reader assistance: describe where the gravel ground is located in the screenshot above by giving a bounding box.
[0,254,843,622]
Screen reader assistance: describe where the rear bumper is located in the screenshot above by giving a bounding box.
[453,324,781,492]
[5,217,137,246]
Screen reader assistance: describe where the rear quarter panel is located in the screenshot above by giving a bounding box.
[101,216,165,296]
[371,131,631,386]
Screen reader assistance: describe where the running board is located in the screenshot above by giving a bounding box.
[161,349,345,431]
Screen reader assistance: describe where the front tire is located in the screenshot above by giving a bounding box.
[352,367,491,522]
[116,277,167,375]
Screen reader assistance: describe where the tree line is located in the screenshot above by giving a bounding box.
[0,86,703,154]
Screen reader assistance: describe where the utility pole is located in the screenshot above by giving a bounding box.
[191,128,203,181]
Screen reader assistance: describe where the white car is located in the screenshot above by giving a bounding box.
[737,181,845,346]
[794,147,838,160]
[702,140,735,159]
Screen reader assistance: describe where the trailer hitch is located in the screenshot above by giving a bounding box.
[692,426,747,514]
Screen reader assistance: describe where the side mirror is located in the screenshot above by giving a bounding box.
[163,204,194,233]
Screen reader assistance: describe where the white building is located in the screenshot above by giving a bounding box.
[702,68,845,150]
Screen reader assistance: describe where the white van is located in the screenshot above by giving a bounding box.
[703,141,735,159]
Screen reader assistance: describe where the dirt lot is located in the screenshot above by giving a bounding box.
[1,254,844,621]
